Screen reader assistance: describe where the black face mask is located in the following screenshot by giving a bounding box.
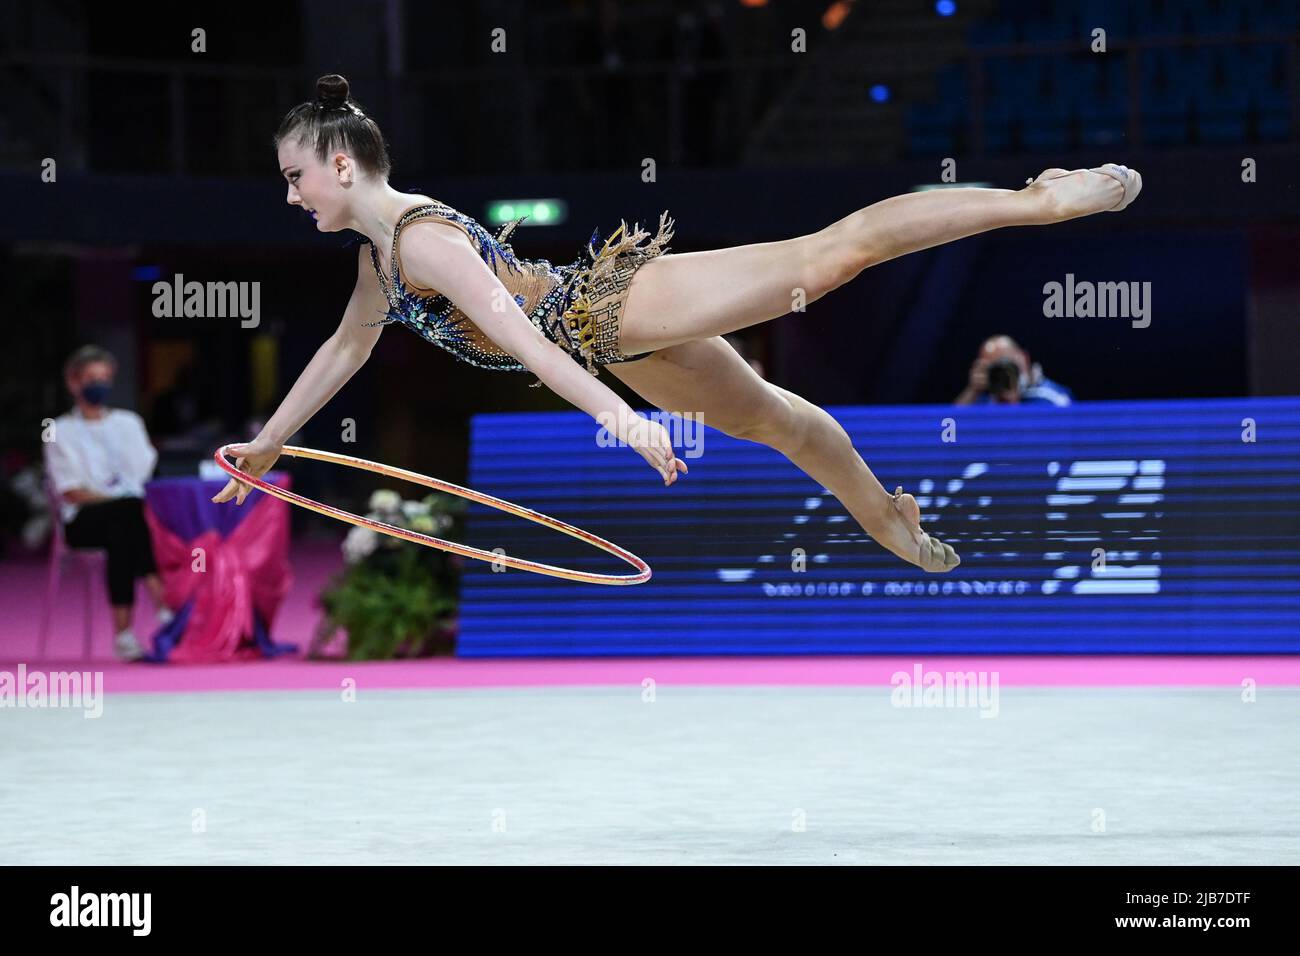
[80,381,112,406]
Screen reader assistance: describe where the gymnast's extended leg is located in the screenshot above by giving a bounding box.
[610,165,1140,569]
[616,165,1140,355]
[609,337,957,571]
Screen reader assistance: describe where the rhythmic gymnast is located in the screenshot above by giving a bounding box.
[213,74,1141,573]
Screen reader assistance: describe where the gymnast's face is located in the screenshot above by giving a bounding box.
[278,138,353,233]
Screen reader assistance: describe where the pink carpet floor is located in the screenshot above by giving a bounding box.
[6,540,1298,692]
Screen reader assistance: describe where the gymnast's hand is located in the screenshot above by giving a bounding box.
[628,416,688,487]
[212,436,284,506]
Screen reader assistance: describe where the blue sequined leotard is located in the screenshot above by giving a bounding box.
[359,200,675,388]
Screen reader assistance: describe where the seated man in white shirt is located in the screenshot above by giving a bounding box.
[44,345,172,661]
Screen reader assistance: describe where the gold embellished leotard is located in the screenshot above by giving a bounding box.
[360,201,675,388]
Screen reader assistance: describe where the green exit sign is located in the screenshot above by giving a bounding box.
[484,199,568,226]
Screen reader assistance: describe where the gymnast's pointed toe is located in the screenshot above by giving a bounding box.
[921,533,961,573]
[1029,163,1142,221]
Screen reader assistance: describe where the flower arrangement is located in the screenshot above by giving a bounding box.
[313,488,466,660]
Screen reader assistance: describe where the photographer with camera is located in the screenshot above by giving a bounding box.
[954,335,1073,407]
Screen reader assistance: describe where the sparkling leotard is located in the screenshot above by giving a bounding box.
[359,201,675,388]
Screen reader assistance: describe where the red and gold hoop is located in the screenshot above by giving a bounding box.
[214,444,651,585]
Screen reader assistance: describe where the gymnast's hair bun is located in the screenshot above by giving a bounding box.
[315,74,351,108]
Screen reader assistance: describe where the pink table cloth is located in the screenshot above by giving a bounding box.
[142,473,298,663]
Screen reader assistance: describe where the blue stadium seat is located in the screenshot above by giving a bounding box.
[1052,56,1102,109]
[1193,87,1249,143]
[1256,96,1291,140]
[1131,0,1193,37]
[906,62,973,157]
[936,61,970,108]
[1075,56,1129,148]
[1077,104,1128,147]
[1237,42,1291,140]
[938,3,1291,153]
[1177,46,1216,96]
[906,111,955,155]
[1145,87,1193,145]
[1189,0,1246,35]
[1021,112,1070,151]
[982,56,1020,100]
[1097,51,1131,98]
[1245,0,1299,31]
[907,97,964,156]
[1021,10,1075,43]
[968,17,1016,47]
[1077,0,1134,41]
[1022,55,1072,151]
[983,100,1019,153]
[1229,43,1287,96]
[1140,46,1171,97]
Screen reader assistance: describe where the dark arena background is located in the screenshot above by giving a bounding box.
[2,0,1299,889]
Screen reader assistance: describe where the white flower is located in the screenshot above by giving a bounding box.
[368,488,402,514]
[402,499,431,522]
[342,525,380,564]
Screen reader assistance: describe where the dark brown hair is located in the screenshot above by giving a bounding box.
[273,74,392,180]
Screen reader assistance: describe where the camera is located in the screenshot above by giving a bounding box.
[985,357,1021,397]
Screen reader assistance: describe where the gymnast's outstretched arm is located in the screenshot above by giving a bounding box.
[212,245,387,506]
[397,221,689,488]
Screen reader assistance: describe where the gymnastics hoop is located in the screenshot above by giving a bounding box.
[213,444,651,585]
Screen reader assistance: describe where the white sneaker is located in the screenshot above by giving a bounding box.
[114,629,145,662]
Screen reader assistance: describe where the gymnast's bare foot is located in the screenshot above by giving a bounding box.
[872,486,961,573]
[1025,163,1143,223]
